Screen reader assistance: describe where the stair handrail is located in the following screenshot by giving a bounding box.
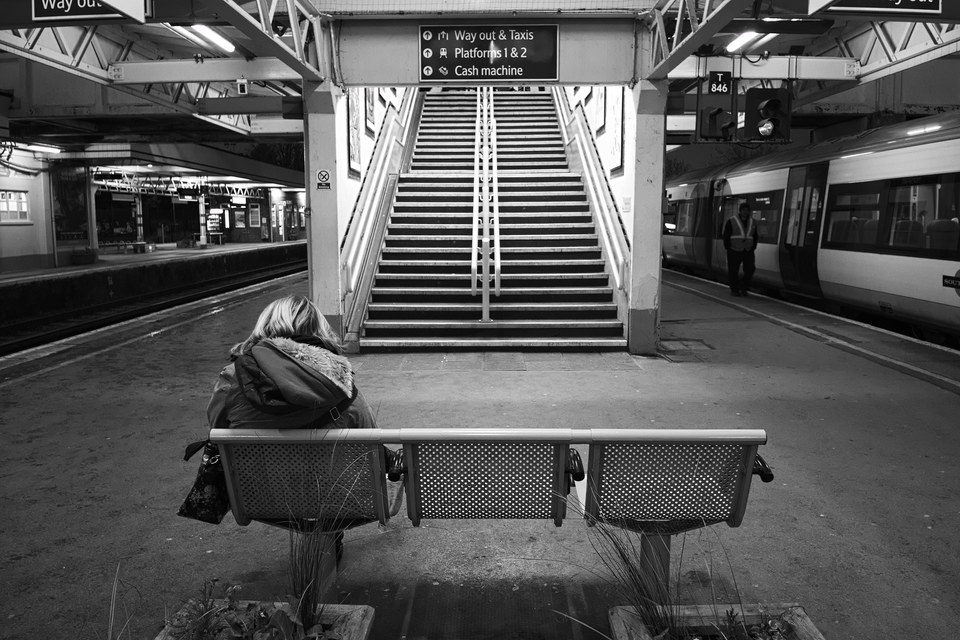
[480,86,492,322]
[490,87,502,296]
[552,86,629,291]
[471,88,482,296]
[341,87,420,346]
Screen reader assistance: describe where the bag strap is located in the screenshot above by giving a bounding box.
[313,385,359,429]
[183,439,208,461]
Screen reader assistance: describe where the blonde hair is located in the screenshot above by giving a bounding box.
[231,294,342,356]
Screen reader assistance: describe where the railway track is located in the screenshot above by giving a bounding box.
[0,259,307,357]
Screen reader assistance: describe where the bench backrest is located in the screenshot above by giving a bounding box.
[583,438,759,534]
[209,428,766,534]
[215,433,388,530]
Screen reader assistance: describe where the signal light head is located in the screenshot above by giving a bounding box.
[758,119,776,137]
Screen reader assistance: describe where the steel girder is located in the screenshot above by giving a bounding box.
[0,23,252,135]
[645,0,756,80]
[197,0,326,82]
[795,18,960,106]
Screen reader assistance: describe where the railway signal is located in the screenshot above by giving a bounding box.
[743,88,792,142]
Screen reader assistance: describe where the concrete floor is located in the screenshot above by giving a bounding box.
[1,271,958,639]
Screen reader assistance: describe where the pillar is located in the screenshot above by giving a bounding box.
[198,194,207,246]
[628,80,668,355]
[85,167,99,251]
[134,194,144,242]
[303,80,345,337]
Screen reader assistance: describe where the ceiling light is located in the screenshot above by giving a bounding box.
[170,25,210,48]
[726,31,759,53]
[191,24,235,53]
[17,142,62,154]
[749,33,778,50]
[841,152,872,159]
[906,124,942,136]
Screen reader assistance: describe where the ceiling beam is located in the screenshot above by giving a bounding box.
[0,25,251,135]
[796,18,960,105]
[198,0,324,82]
[646,0,756,80]
[808,0,843,13]
[108,58,301,84]
[668,55,860,80]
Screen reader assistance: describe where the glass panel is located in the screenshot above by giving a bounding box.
[928,174,960,252]
[750,191,783,244]
[824,182,883,248]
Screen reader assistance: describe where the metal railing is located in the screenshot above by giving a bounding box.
[552,86,630,292]
[342,87,421,342]
[471,86,502,321]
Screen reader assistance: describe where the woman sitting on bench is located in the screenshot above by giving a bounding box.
[206,294,377,432]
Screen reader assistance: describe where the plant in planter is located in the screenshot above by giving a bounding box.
[587,521,825,640]
[161,579,371,640]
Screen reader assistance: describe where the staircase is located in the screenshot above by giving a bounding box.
[361,88,626,349]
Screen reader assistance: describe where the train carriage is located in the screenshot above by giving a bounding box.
[663,112,960,337]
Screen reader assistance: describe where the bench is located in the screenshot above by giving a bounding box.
[209,427,772,599]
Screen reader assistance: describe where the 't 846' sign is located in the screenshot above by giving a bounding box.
[708,72,731,95]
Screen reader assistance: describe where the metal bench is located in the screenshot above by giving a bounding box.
[210,427,771,602]
[210,427,769,533]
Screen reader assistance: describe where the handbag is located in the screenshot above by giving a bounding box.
[177,440,231,525]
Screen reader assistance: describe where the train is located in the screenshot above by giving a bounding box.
[662,111,960,342]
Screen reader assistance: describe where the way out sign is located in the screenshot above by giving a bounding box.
[419,25,559,83]
[32,0,149,21]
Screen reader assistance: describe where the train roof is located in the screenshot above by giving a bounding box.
[665,110,960,188]
[722,110,960,179]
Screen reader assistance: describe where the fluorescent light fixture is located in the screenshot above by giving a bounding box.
[17,142,62,154]
[726,31,759,53]
[171,25,209,48]
[191,24,235,53]
[749,33,778,50]
[841,152,872,159]
[906,124,942,136]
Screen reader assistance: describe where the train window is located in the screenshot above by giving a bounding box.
[823,182,883,248]
[664,199,696,236]
[718,191,783,244]
[826,175,960,258]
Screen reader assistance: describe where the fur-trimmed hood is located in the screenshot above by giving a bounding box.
[232,336,354,414]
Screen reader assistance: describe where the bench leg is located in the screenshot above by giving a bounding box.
[639,534,671,604]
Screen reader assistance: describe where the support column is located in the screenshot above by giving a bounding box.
[628,80,668,355]
[134,194,144,242]
[198,195,207,246]
[85,167,99,251]
[303,80,344,337]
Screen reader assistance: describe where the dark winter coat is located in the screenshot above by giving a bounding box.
[206,336,377,430]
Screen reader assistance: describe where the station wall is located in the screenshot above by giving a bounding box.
[0,150,55,272]
[565,85,637,239]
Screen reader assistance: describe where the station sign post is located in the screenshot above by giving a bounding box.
[419,25,559,83]
[31,0,148,23]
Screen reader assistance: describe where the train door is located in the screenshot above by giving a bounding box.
[779,163,828,297]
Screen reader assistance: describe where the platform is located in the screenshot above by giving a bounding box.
[0,240,305,285]
[0,269,957,640]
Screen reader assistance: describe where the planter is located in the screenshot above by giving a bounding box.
[610,603,826,640]
[155,601,374,640]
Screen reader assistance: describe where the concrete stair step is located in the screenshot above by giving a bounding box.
[359,337,627,349]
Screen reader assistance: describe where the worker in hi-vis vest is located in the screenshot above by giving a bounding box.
[722,202,759,297]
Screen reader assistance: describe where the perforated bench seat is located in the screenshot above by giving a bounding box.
[209,427,768,534]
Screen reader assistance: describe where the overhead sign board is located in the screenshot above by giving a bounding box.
[419,25,559,83]
[825,0,942,15]
[32,0,149,22]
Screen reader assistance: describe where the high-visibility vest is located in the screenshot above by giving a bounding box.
[729,215,755,251]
